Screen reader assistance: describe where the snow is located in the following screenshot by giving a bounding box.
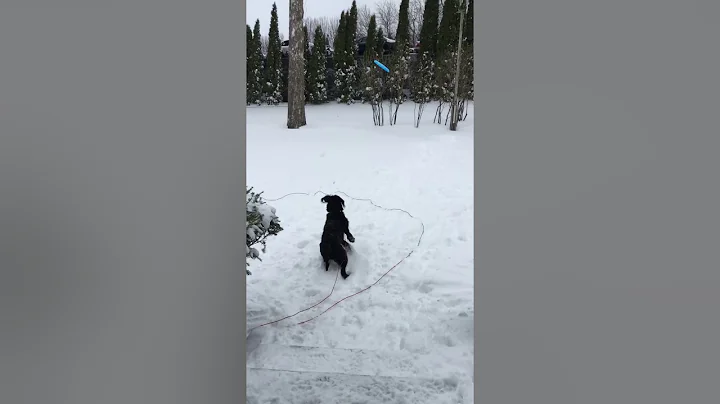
[248,201,278,231]
[246,101,474,404]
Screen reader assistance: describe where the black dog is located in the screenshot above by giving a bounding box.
[319,195,355,279]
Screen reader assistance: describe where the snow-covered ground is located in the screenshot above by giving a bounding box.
[246,102,474,404]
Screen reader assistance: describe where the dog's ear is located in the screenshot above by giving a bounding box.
[321,195,329,203]
[338,196,345,208]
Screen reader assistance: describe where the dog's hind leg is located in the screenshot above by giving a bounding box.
[320,242,332,271]
[339,257,350,279]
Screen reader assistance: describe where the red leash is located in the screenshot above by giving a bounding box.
[247,190,424,334]
[247,269,340,333]
[296,250,414,326]
[247,249,415,333]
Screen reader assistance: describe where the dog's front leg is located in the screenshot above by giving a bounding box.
[343,220,355,243]
[343,217,355,243]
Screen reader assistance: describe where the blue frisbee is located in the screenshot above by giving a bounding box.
[373,59,390,73]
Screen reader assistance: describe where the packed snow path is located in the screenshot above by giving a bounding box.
[247,103,474,404]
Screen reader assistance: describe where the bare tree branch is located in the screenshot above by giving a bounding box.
[409,0,424,45]
[356,5,373,36]
[303,17,316,42]
[375,0,399,38]
[304,16,341,46]
[325,16,341,44]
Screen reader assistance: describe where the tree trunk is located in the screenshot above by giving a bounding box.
[449,0,468,131]
[287,0,307,129]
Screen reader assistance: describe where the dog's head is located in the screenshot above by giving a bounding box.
[321,194,345,213]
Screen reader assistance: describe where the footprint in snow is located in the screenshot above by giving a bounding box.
[304,288,321,297]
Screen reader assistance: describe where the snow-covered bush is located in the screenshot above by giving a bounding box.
[246,187,283,275]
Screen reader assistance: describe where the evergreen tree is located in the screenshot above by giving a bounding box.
[332,4,360,104]
[463,0,473,44]
[264,3,283,104]
[362,15,384,125]
[437,0,460,55]
[413,0,440,119]
[396,0,411,46]
[347,1,359,44]
[247,20,264,105]
[432,49,456,123]
[333,12,348,102]
[303,25,311,58]
[387,0,411,124]
[252,19,263,50]
[334,11,347,59]
[457,43,473,119]
[364,16,378,64]
[345,1,360,101]
[418,0,440,58]
[458,0,473,120]
[376,28,386,57]
[246,24,253,100]
[433,0,461,122]
[303,25,311,101]
[410,51,434,127]
[307,26,328,104]
[375,27,388,103]
[247,24,253,60]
